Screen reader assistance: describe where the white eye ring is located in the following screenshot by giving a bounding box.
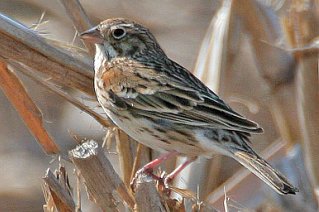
[111,27,126,40]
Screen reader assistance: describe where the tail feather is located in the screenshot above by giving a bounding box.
[231,150,299,195]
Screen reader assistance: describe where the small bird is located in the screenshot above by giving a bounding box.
[81,18,298,195]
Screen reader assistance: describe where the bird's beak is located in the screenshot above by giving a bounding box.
[80,27,104,44]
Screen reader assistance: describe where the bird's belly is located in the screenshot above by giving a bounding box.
[104,109,204,156]
[106,110,170,151]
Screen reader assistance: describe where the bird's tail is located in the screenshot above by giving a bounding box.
[229,148,299,195]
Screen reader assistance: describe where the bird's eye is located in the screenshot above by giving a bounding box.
[112,28,126,40]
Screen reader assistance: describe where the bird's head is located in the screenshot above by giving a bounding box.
[80,18,165,60]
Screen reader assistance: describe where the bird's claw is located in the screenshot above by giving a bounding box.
[130,168,158,192]
[130,168,174,195]
[163,176,173,188]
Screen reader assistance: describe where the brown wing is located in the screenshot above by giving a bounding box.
[101,59,263,134]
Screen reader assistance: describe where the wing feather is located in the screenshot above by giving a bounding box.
[102,59,263,134]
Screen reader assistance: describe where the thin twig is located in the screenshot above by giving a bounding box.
[130,143,150,183]
[75,169,82,212]
[58,0,95,55]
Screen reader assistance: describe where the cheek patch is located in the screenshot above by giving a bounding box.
[104,42,118,59]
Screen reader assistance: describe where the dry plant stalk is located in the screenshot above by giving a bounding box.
[130,143,150,182]
[194,0,233,91]
[115,129,134,187]
[133,175,166,212]
[170,187,218,212]
[69,140,135,211]
[0,13,94,96]
[11,62,112,128]
[129,139,152,188]
[43,168,76,212]
[0,61,59,154]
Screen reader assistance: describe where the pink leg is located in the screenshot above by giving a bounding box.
[141,151,179,171]
[164,157,196,186]
[131,151,179,186]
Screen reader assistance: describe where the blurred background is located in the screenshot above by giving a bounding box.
[0,0,318,211]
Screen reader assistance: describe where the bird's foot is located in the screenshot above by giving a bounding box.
[130,151,179,192]
[159,174,174,196]
[130,168,174,195]
[163,175,174,188]
[130,167,162,192]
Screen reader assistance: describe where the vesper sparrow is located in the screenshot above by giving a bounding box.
[81,18,298,195]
